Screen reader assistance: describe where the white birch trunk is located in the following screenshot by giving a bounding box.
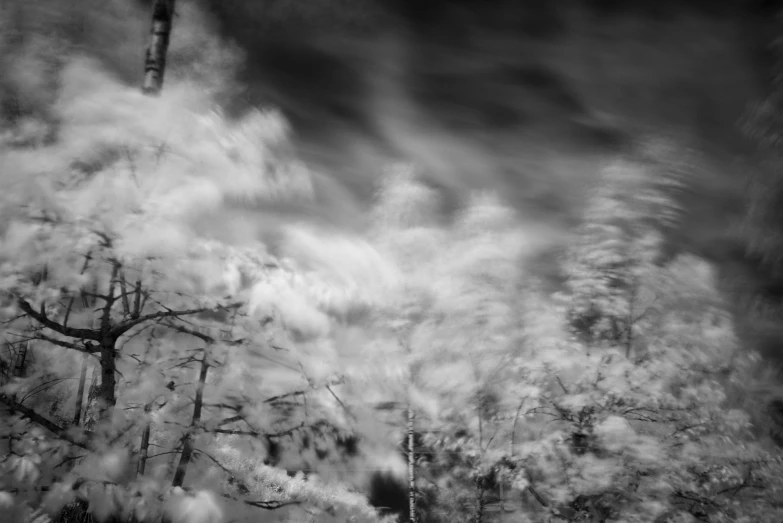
[142,0,176,96]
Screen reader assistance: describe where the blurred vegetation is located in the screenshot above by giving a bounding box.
[3,1,783,522]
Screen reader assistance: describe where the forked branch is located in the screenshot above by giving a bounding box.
[17,298,100,341]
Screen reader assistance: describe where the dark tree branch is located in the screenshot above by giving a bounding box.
[244,499,302,510]
[214,415,243,428]
[263,377,345,406]
[210,422,306,440]
[80,293,113,303]
[17,298,100,341]
[119,270,131,318]
[110,308,209,338]
[99,263,121,333]
[0,394,93,449]
[172,346,210,487]
[210,378,346,430]
[163,322,215,344]
[326,384,355,420]
[138,417,152,477]
[92,230,113,248]
[188,449,303,510]
[21,377,78,403]
[26,332,98,354]
[132,280,143,319]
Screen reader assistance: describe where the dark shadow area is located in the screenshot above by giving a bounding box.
[133,0,783,363]
[368,472,408,519]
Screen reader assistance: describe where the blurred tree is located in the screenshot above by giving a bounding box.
[561,139,689,353]
[0,58,391,523]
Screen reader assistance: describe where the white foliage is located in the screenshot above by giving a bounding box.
[249,278,332,340]
[280,226,400,306]
[165,490,224,523]
[40,483,76,516]
[595,415,635,452]
[86,484,125,523]
[562,151,688,345]
[100,449,131,483]
[372,164,440,230]
[570,455,621,494]
[0,491,14,508]
[9,454,41,485]
[28,57,313,242]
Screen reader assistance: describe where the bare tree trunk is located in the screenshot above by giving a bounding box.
[474,369,486,523]
[474,478,485,523]
[499,469,505,513]
[172,345,210,487]
[9,342,29,404]
[142,0,176,96]
[511,397,525,455]
[407,405,416,523]
[13,341,28,378]
[0,346,9,387]
[137,330,157,479]
[95,264,120,423]
[137,418,151,477]
[72,354,88,426]
[97,339,118,419]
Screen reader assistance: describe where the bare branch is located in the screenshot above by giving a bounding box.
[163,322,215,344]
[263,377,345,406]
[80,292,113,303]
[139,287,149,314]
[0,394,93,449]
[24,332,99,354]
[110,308,210,337]
[555,375,569,394]
[92,230,113,248]
[213,414,243,428]
[190,449,302,510]
[326,384,355,420]
[119,270,131,318]
[100,263,121,333]
[244,499,302,510]
[63,297,76,330]
[17,298,100,341]
[210,422,306,440]
[21,377,79,403]
[209,379,346,430]
[132,280,143,319]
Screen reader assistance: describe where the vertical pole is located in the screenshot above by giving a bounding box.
[137,419,151,477]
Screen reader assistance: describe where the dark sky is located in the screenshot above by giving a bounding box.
[191,0,771,203]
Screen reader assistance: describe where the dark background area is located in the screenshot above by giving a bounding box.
[182,0,783,361]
